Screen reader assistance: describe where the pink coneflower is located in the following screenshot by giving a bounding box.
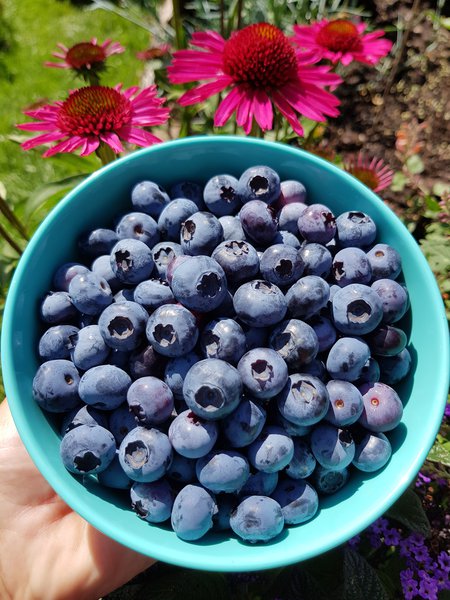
[168,23,342,136]
[343,152,394,192]
[293,19,392,66]
[45,39,125,79]
[17,84,169,157]
[136,43,171,61]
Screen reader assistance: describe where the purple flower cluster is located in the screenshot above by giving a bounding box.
[348,517,450,599]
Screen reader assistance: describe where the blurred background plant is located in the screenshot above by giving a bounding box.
[0,0,448,597]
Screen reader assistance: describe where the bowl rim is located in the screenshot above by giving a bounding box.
[2,135,449,571]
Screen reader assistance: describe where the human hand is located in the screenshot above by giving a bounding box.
[0,399,155,600]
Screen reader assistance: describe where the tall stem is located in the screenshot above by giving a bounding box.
[0,197,29,241]
[0,223,22,255]
[172,0,185,50]
[95,143,117,166]
[236,0,243,29]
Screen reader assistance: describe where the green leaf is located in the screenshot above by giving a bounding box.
[342,548,389,600]
[391,171,407,192]
[406,154,425,175]
[427,439,450,467]
[425,195,442,212]
[432,181,450,197]
[385,488,431,537]
[137,566,230,600]
[290,566,331,600]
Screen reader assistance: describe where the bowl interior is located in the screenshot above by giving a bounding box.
[2,136,448,572]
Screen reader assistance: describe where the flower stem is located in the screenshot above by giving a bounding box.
[0,196,29,241]
[250,121,264,139]
[85,72,101,87]
[95,143,117,166]
[0,222,22,255]
[172,0,185,50]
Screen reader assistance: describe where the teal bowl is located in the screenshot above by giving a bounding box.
[2,136,449,571]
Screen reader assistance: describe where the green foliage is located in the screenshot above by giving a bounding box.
[385,488,431,537]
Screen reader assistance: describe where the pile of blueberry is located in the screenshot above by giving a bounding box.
[33,165,412,544]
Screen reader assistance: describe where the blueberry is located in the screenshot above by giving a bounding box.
[310,423,355,469]
[53,263,90,291]
[237,348,288,400]
[110,238,155,285]
[237,165,281,205]
[157,198,199,241]
[196,450,250,493]
[164,351,202,400]
[299,243,332,278]
[203,174,241,216]
[78,228,119,258]
[38,324,79,361]
[146,304,199,357]
[168,410,218,458]
[61,404,108,434]
[169,181,204,209]
[277,374,329,426]
[308,316,336,353]
[118,426,172,482]
[272,230,302,249]
[367,325,407,357]
[98,301,148,352]
[167,453,196,484]
[356,357,381,385]
[336,211,377,248]
[332,247,372,287]
[151,241,183,279]
[269,319,319,369]
[285,275,330,320]
[91,255,122,293]
[352,431,392,472]
[211,240,260,284]
[239,200,278,245]
[325,380,364,427]
[200,318,246,364]
[183,358,242,420]
[116,212,160,248]
[243,326,269,351]
[218,215,246,241]
[277,202,307,234]
[133,278,175,313]
[131,180,171,218]
[233,280,287,328]
[279,179,307,205]
[170,255,228,312]
[300,358,328,380]
[313,466,349,495]
[297,203,336,244]
[180,211,223,256]
[371,279,409,324]
[378,348,412,385]
[108,404,138,445]
[222,397,266,448]
[367,243,402,281]
[98,452,132,489]
[79,364,132,410]
[127,376,174,425]
[129,344,166,380]
[70,325,110,370]
[113,287,136,303]
[332,283,383,335]
[260,244,304,287]
[247,426,294,473]
[40,291,78,324]
[130,480,174,523]
[60,424,116,475]
[230,496,284,543]
[275,412,312,437]
[359,382,403,432]
[285,438,316,480]
[171,484,217,541]
[272,479,318,525]
[240,471,278,496]
[68,272,113,316]
[326,337,371,382]
[213,494,237,531]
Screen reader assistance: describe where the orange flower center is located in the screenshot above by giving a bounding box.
[57,86,132,136]
[222,23,298,88]
[66,42,107,69]
[316,20,361,53]
[347,167,380,191]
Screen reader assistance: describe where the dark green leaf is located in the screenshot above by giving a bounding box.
[427,440,450,467]
[385,488,431,537]
[25,175,89,218]
[342,548,389,600]
[290,566,331,600]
